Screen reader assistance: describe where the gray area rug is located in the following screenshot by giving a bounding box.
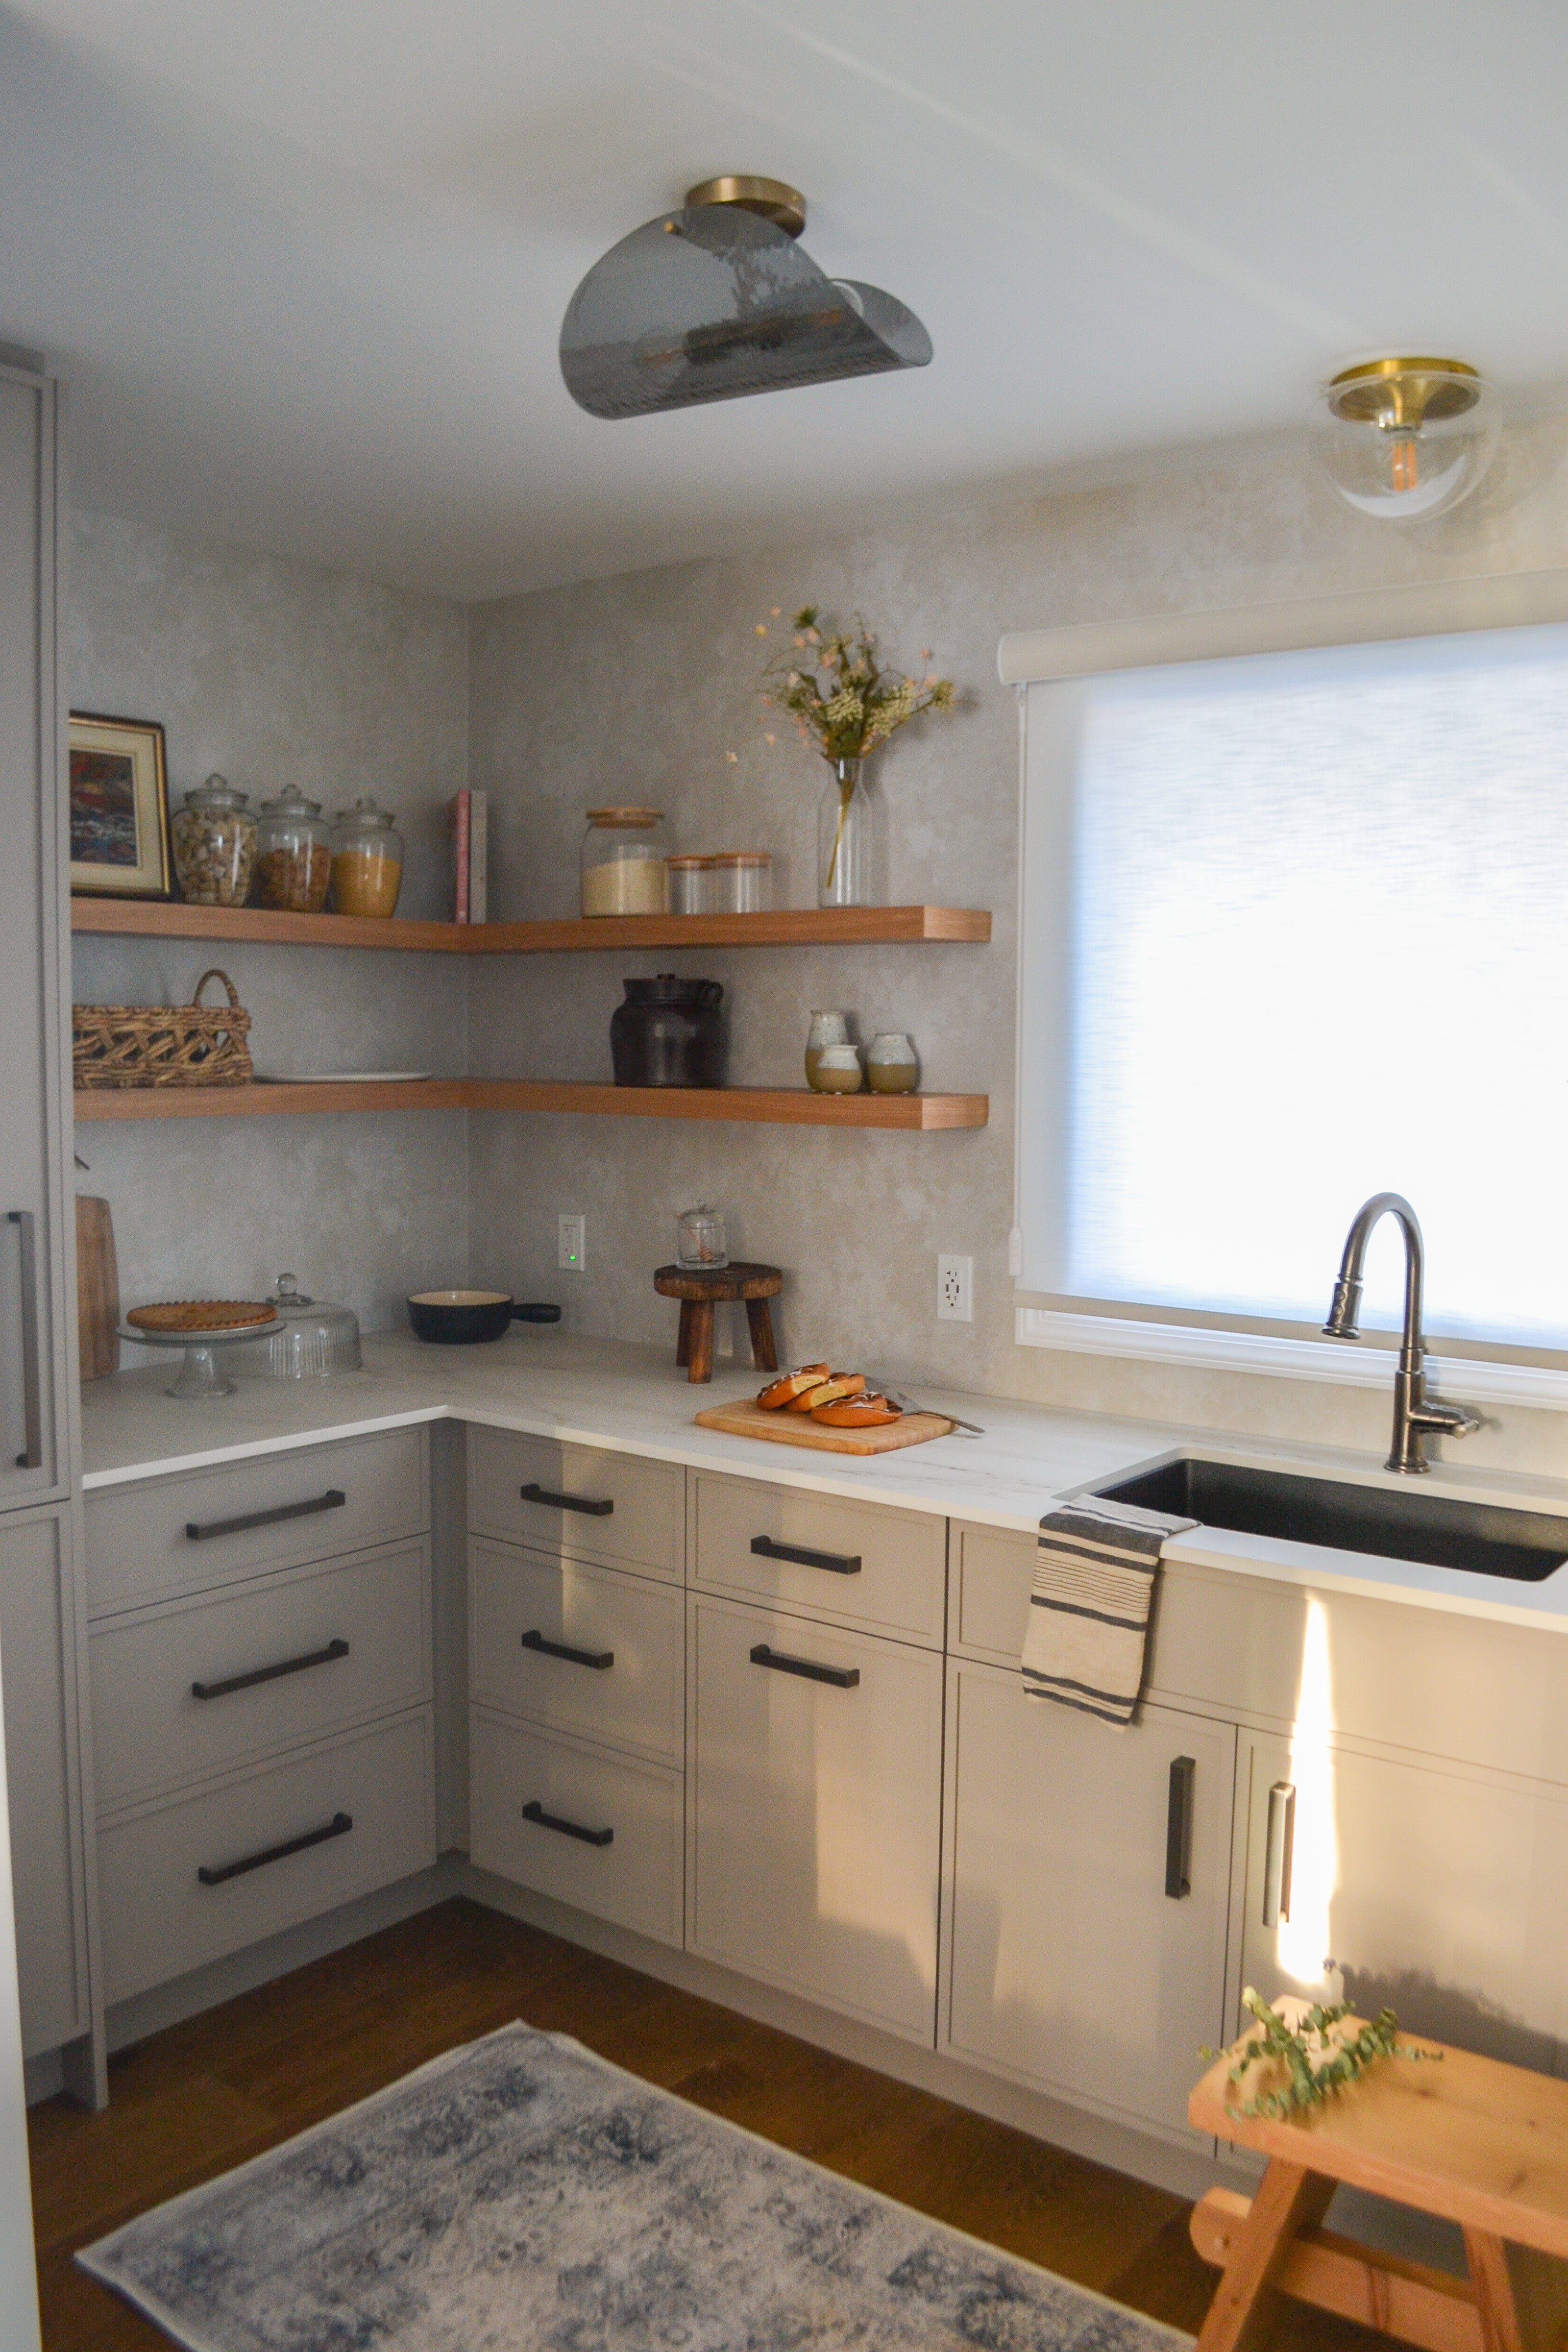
[79,2020,1192,2352]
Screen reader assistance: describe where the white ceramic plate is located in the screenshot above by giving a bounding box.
[255,1070,434,1084]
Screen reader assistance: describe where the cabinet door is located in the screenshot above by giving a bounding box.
[944,1660,1235,2140]
[0,1508,88,2056]
[688,1594,944,2043]
[0,369,66,1509]
[1235,1730,1568,2072]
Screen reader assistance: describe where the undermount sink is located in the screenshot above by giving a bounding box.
[1087,1457,1568,1584]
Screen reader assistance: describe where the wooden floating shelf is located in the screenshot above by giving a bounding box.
[70,900,991,952]
[74,1082,987,1129]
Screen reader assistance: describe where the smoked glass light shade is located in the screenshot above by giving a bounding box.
[559,203,932,420]
[1320,358,1499,522]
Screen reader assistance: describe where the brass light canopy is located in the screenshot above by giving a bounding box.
[1319,355,1498,521]
[684,175,807,239]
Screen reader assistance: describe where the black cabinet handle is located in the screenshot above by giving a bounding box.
[192,1638,350,1703]
[522,1799,612,1847]
[520,1482,614,1518]
[749,1535,862,1576]
[749,1641,860,1690]
[185,1489,346,1542]
[7,1212,42,1471]
[1165,1755,1195,1899]
[198,1810,352,1886]
[521,1628,614,1672]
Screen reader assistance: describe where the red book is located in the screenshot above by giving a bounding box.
[450,790,470,923]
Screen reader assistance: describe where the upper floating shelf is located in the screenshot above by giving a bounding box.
[69,901,991,953]
[74,1081,987,1129]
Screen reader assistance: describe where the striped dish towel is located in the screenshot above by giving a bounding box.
[1022,1498,1198,1727]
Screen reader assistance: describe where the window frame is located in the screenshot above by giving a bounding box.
[1001,564,1568,1406]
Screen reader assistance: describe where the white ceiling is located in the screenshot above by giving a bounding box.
[3,0,1566,601]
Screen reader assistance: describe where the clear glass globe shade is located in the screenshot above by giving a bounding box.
[1320,372,1499,522]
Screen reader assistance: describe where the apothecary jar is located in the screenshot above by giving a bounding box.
[255,785,332,912]
[171,775,257,908]
[331,796,404,918]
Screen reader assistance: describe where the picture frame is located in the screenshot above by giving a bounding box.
[68,712,172,898]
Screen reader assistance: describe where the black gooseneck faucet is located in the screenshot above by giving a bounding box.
[1323,1192,1482,1474]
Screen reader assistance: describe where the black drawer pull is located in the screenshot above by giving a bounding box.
[522,1799,612,1847]
[749,1641,860,1689]
[520,1482,614,1518]
[521,1628,614,1672]
[185,1489,346,1542]
[749,1535,862,1576]
[1165,1755,1196,1899]
[192,1637,350,1702]
[198,1810,352,1886]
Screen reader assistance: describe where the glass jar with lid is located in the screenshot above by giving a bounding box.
[330,795,404,918]
[255,785,332,912]
[665,854,715,916]
[582,807,667,917]
[171,774,257,906]
[710,850,772,914]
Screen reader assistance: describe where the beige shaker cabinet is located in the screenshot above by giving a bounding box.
[943,1658,1235,2142]
[1232,1727,1568,2072]
[0,1507,91,2059]
[685,1589,944,2043]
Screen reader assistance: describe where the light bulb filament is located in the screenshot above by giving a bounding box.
[1389,431,1419,493]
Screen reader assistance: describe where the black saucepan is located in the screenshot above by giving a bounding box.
[407,1290,562,1345]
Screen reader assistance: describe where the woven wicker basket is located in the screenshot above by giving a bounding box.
[73,967,253,1090]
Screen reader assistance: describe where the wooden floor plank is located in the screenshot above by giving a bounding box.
[28,1899,1380,2350]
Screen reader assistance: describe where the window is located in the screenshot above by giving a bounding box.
[1011,581,1568,1361]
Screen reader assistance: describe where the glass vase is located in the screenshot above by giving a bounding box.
[817,757,879,907]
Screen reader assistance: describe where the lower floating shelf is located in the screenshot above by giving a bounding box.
[74,1081,987,1129]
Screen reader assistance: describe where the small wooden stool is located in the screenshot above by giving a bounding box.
[1187,2029,1568,2352]
[653,1262,781,1385]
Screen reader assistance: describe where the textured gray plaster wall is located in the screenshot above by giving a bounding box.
[465,416,1568,1475]
[68,511,471,1347]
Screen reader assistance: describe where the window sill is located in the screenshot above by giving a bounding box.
[1015,1307,1568,1414]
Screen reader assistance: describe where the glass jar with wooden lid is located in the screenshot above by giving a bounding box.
[581,808,667,917]
[665,854,716,916]
[710,851,772,913]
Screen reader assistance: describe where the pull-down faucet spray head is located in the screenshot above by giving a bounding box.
[1323,1277,1363,1340]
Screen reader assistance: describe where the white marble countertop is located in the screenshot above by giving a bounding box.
[79,1329,1568,1632]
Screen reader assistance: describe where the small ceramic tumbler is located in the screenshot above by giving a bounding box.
[866,1033,918,1094]
[811,1044,864,1094]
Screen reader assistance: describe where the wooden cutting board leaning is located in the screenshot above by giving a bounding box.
[76,1194,120,1379]
[693,1397,955,1455]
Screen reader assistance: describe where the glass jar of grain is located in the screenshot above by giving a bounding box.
[330,796,404,918]
[581,808,667,917]
[255,785,332,912]
[171,775,257,906]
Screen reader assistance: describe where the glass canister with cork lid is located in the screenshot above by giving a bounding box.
[331,795,404,918]
[172,775,257,906]
[255,785,332,912]
[581,808,667,916]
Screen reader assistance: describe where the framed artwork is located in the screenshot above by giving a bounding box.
[68,712,171,897]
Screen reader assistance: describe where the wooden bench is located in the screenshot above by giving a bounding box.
[1188,2030,1568,2352]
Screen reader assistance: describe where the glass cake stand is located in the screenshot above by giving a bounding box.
[118,1317,280,1399]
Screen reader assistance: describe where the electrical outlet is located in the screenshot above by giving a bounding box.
[557,1214,586,1272]
[937,1253,973,1322]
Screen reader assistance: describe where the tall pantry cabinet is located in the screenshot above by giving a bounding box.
[0,357,100,2115]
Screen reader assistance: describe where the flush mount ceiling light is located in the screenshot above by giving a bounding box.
[1320,357,1499,521]
[559,175,932,421]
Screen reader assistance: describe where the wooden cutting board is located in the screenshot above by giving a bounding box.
[76,1194,120,1380]
[694,1397,955,1455]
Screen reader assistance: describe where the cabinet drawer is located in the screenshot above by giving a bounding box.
[691,1475,945,1647]
[470,1540,682,1765]
[948,1520,1036,1664]
[85,1428,428,1616]
[468,1429,682,1582]
[97,1709,436,2005]
[90,1539,432,1810]
[470,1709,681,1947]
[688,1594,944,2041]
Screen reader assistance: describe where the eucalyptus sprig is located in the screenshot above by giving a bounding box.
[1204,1987,1440,2121]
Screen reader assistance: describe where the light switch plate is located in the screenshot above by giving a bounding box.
[557,1214,586,1271]
[937,1253,973,1322]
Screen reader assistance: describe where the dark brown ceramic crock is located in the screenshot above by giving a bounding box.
[609,974,725,1087]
